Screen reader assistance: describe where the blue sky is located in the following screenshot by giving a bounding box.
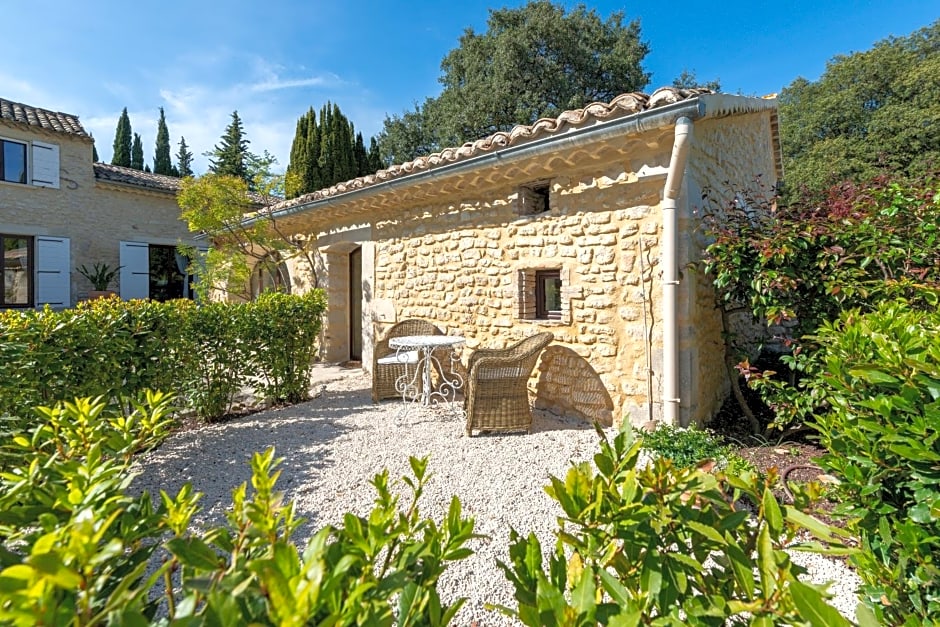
[1,1,935,175]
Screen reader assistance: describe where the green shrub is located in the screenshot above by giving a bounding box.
[0,396,476,625]
[812,299,940,624]
[0,291,328,423]
[702,174,940,433]
[0,393,176,624]
[638,423,756,476]
[245,290,327,404]
[176,299,251,420]
[494,427,859,625]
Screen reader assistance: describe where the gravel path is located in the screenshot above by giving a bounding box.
[131,364,861,625]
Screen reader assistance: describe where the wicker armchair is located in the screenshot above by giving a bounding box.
[371,319,443,402]
[464,332,553,436]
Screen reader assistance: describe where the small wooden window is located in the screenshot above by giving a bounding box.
[518,180,550,216]
[535,270,562,320]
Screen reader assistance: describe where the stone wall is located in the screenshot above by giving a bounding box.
[372,163,671,428]
[296,111,779,428]
[682,112,781,426]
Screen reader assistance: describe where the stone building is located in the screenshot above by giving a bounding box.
[254,88,781,428]
[0,97,204,307]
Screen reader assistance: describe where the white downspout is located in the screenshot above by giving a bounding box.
[661,117,693,425]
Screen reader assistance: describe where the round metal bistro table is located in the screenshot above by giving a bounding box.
[387,335,465,415]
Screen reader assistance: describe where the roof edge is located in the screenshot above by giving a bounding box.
[244,89,779,228]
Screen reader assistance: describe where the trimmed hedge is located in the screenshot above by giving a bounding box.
[0,291,326,423]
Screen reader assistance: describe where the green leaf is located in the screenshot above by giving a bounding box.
[570,564,596,615]
[789,580,852,626]
[598,569,630,606]
[762,488,783,537]
[847,367,899,385]
[166,537,223,571]
[854,601,881,627]
[784,506,850,544]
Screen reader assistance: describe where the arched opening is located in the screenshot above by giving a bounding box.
[250,252,290,299]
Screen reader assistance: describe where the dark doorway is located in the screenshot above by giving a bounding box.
[349,247,362,361]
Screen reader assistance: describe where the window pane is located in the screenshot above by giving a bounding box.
[2,141,27,184]
[535,270,562,320]
[149,245,188,301]
[4,237,30,305]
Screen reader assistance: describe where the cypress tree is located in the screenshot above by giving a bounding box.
[354,131,369,177]
[368,137,383,172]
[92,140,99,163]
[318,103,335,185]
[153,107,173,175]
[131,133,144,170]
[176,137,193,177]
[208,111,250,184]
[305,109,322,191]
[332,103,356,182]
[111,107,132,167]
[285,110,311,199]
[285,102,381,197]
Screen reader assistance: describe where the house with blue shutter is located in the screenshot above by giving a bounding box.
[0,97,205,307]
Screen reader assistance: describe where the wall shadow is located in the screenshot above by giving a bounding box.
[534,345,614,426]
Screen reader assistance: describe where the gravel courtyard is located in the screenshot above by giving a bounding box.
[131,364,861,625]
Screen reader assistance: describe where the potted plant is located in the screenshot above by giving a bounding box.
[77,262,121,299]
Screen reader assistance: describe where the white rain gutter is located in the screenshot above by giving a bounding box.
[661,117,693,425]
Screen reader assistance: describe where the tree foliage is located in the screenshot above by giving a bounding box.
[111,107,132,167]
[153,106,173,175]
[130,132,144,170]
[701,173,940,433]
[207,110,251,185]
[376,1,650,165]
[178,174,319,300]
[779,19,940,193]
[672,69,721,91]
[176,136,193,177]
[285,102,381,199]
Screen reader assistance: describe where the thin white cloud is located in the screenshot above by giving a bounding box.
[249,75,339,92]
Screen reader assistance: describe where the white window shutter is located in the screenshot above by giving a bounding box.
[31,141,60,189]
[120,241,150,300]
[36,236,70,308]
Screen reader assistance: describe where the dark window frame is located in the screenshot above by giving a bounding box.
[534,269,562,320]
[1,234,34,308]
[0,138,28,185]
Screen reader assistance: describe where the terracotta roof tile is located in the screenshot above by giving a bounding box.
[94,162,275,205]
[0,98,89,137]
[266,87,716,214]
[93,162,184,193]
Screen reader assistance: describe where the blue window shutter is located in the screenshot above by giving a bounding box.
[31,141,60,188]
[119,241,150,300]
[35,236,70,308]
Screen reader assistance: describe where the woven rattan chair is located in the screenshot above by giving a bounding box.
[371,319,443,402]
[464,332,553,436]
